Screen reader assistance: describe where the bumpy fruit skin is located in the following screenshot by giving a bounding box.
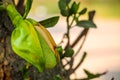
[6,4,60,72]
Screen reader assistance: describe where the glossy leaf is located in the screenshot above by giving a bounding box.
[77,20,97,28]
[58,0,67,10]
[70,2,80,15]
[39,16,59,28]
[58,0,69,16]
[23,0,33,19]
[79,8,87,15]
[58,0,71,10]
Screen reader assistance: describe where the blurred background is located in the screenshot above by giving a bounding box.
[27,0,120,80]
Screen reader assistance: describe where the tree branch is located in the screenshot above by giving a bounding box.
[71,28,89,48]
[70,52,87,74]
[16,0,25,15]
[74,29,89,57]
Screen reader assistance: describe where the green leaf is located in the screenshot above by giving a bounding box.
[84,69,107,79]
[84,69,96,79]
[58,0,70,16]
[54,75,62,80]
[22,64,29,80]
[58,0,71,10]
[23,0,33,19]
[80,52,87,63]
[56,46,63,58]
[70,2,80,15]
[77,20,97,28]
[58,0,67,10]
[66,0,71,5]
[60,9,69,16]
[64,48,74,57]
[79,8,87,15]
[39,16,59,28]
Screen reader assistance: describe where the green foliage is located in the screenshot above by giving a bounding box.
[0,0,106,80]
[53,75,62,80]
[39,16,59,28]
[84,69,98,79]
[64,47,74,57]
[83,69,107,79]
[23,0,33,19]
[19,0,60,27]
[70,2,80,15]
[57,0,105,80]
[77,20,97,28]
[58,0,70,16]
[22,64,29,80]
[80,52,87,64]
[79,8,87,15]
[56,46,63,58]
[58,0,96,29]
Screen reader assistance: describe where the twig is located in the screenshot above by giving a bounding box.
[74,29,89,57]
[71,28,89,48]
[68,57,74,70]
[66,17,70,48]
[16,0,24,7]
[16,0,25,15]
[63,29,89,68]
[63,29,88,66]
[58,33,67,45]
[63,57,72,68]
[64,14,76,50]
[70,52,87,74]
